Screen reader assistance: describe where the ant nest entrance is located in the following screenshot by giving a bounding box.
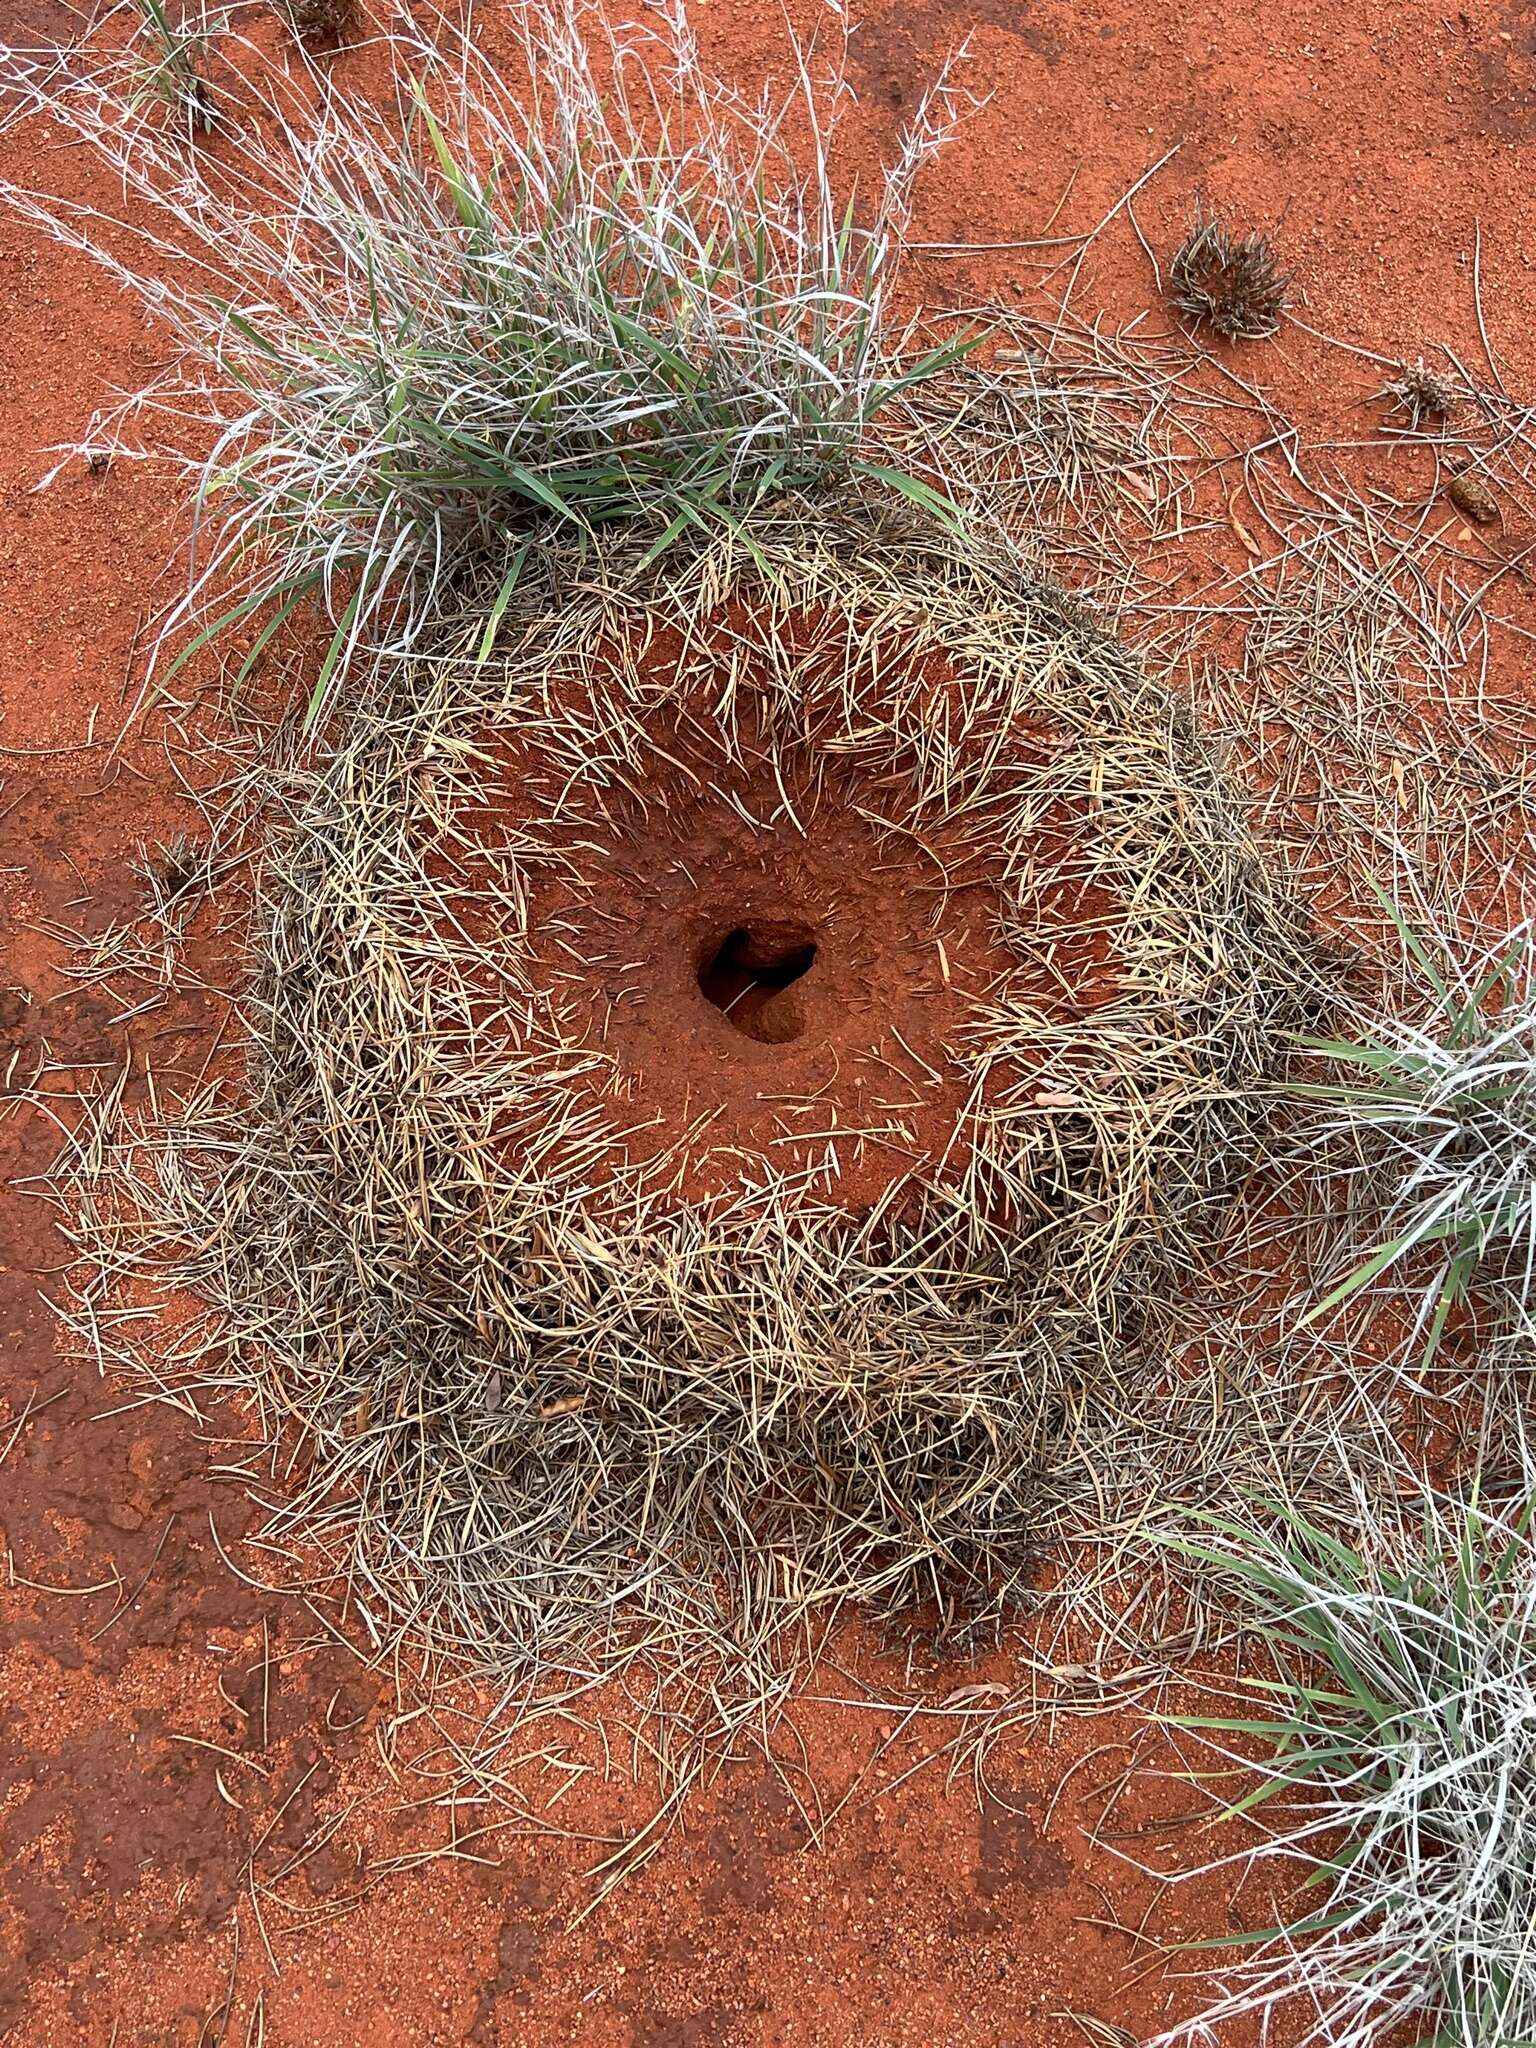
[85,494,1325,1709]
[697,919,818,1045]
[494,708,1111,1209]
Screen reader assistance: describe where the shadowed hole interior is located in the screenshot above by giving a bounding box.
[698,922,817,1044]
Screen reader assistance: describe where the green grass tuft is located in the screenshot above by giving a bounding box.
[1297,876,1536,1362]
[124,0,220,133]
[1153,1437,1536,2047]
[4,2,973,723]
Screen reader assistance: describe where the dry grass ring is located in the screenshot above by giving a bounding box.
[81,494,1321,1709]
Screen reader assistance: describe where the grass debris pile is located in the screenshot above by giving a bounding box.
[58,497,1323,1713]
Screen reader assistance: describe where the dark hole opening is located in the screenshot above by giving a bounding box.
[698,924,817,1045]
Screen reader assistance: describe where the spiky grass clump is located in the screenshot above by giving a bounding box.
[53,496,1321,1758]
[1168,213,1290,342]
[1154,1437,1536,2048]
[1299,884,1536,1362]
[1380,356,1457,430]
[123,0,219,133]
[269,0,354,45]
[4,3,968,720]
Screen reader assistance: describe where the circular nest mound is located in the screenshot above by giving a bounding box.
[99,495,1320,1696]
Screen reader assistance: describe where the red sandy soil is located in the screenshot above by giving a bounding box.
[487,622,1115,1210]
[4,0,1536,2043]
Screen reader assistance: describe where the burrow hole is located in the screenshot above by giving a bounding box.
[698,922,817,1045]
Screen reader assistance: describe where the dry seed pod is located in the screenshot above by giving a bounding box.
[1447,468,1499,526]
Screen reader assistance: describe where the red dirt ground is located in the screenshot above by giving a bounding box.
[4,0,1535,2043]
[481,618,1117,1211]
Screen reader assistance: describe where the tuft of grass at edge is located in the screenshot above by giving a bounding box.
[4,1,976,725]
[1296,873,1536,1364]
[1146,1425,1536,2048]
